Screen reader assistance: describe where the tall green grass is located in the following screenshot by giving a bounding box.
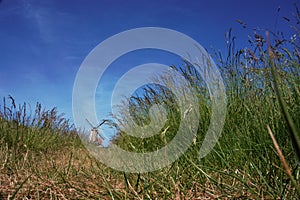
[111,15,300,199]
[0,96,78,154]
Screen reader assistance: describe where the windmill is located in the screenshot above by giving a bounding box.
[86,119,108,145]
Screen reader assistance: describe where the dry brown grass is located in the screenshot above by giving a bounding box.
[0,143,260,199]
[0,145,121,199]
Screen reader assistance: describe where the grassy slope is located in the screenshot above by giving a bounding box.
[0,84,298,199]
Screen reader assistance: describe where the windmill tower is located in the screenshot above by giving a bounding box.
[86,119,107,145]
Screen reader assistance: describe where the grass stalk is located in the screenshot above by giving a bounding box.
[267,125,300,196]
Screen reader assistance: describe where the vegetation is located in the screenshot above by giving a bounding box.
[1,5,300,199]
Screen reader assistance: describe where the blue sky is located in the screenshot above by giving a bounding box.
[0,0,297,141]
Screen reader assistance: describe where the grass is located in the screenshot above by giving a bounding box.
[1,9,300,199]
